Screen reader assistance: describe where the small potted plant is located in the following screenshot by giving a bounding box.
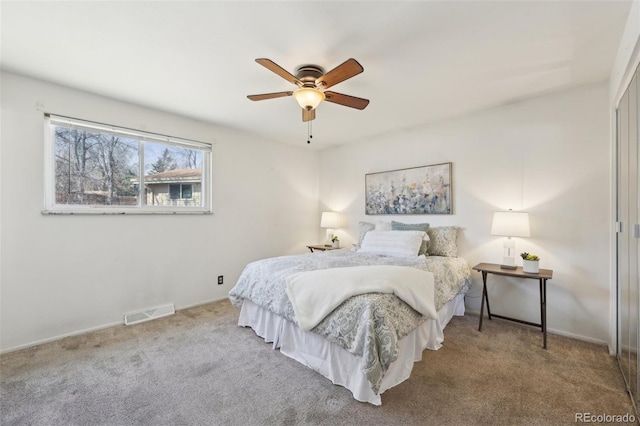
[520,252,540,274]
[331,236,340,249]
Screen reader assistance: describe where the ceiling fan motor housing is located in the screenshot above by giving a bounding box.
[295,65,324,87]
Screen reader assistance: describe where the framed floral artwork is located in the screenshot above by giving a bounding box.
[365,162,452,215]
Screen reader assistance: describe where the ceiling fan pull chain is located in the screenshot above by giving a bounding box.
[307,120,312,144]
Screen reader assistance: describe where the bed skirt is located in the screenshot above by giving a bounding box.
[237,293,465,405]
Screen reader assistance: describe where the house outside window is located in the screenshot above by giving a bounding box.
[145,172,199,206]
[44,114,212,214]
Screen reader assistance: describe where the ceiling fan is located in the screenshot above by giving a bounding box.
[247,58,370,122]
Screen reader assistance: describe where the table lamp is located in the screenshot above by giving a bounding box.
[491,210,530,269]
[320,211,340,246]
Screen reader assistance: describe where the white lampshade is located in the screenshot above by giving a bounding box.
[293,88,325,110]
[320,211,340,228]
[491,211,531,238]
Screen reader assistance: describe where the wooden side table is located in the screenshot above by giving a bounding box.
[472,262,553,349]
[306,244,338,253]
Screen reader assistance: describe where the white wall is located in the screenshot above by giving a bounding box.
[319,83,611,344]
[0,71,616,350]
[610,0,640,105]
[0,72,320,352]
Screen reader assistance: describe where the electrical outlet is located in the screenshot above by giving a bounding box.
[218,275,223,285]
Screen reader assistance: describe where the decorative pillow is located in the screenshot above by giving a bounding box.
[375,221,392,231]
[357,221,375,248]
[391,221,430,256]
[426,226,459,257]
[358,230,425,258]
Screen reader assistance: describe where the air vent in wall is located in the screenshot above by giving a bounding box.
[124,303,175,326]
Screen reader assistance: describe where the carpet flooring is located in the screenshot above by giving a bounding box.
[0,299,635,425]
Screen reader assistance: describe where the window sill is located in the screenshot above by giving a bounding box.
[41,209,213,215]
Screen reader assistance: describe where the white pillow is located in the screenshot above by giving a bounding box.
[358,230,426,257]
[357,221,376,248]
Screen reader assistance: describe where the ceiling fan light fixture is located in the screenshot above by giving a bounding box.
[293,87,325,110]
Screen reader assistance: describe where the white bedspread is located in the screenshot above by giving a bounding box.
[285,265,437,331]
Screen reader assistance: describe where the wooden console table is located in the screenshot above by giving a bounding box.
[472,262,553,349]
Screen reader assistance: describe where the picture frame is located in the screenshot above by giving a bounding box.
[365,162,452,215]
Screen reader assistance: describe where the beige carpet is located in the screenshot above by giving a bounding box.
[0,299,635,425]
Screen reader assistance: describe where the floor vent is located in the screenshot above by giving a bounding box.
[124,303,175,326]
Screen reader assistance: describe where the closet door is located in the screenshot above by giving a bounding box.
[632,66,640,403]
[628,69,638,402]
[618,79,632,395]
[617,64,640,405]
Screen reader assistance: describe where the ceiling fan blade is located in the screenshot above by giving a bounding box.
[255,58,301,85]
[247,91,293,101]
[316,58,364,89]
[323,91,369,110]
[302,108,316,122]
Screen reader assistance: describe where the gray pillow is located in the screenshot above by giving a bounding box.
[357,221,375,248]
[391,221,430,255]
[426,226,459,257]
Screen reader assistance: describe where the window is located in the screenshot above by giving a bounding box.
[181,184,193,199]
[169,184,181,200]
[169,184,193,200]
[44,114,212,214]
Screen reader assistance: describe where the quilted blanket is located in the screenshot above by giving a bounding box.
[229,250,471,393]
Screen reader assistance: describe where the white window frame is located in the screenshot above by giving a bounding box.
[43,114,213,215]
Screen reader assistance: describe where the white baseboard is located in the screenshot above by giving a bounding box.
[1,297,232,355]
[176,296,229,311]
[464,309,609,348]
[1,320,123,355]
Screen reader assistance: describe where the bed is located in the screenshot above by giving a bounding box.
[228,226,471,405]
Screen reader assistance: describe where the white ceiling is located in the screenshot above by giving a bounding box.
[1,1,632,149]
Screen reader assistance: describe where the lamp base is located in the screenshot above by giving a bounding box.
[325,229,334,247]
[500,264,517,270]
